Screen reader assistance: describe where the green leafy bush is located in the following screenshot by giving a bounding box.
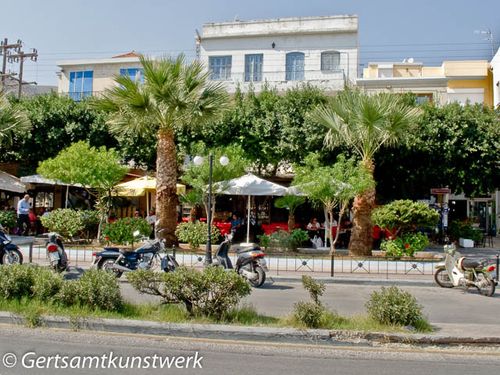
[292,275,329,328]
[101,217,151,245]
[258,229,307,252]
[175,221,220,250]
[55,269,123,311]
[380,233,429,257]
[127,266,251,320]
[365,286,427,328]
[372,200,439,234]
[448,220,483,243]
[40,209,85,238]
[0,211,17,229]
[0,265,62,300]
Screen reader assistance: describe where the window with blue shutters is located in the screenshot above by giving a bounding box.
[245,54,263,82]
[68,71,93,101]
[120,68,144,83]
[285,52,305,81]
[208,56,232,80]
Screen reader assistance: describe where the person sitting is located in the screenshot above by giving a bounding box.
[307,217,321,233]
[230,213,244,241]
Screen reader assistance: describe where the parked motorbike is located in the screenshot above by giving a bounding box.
[434,244,497,296]
[46,233,69,272]
[213,233,268,288]
[92,231,178,278]
[0,225,23,265]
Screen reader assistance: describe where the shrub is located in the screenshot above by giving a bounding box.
[448,220,483,243]
[101,217,151,245]
[365,286,427,328]
[293,301,324,328]
[301,275,325,305]
[372,200,439,234]
[31,269,64,300]
[0,211,17,229]
[175,221,220,250]
[380,232,429,257]
[290,229,309,249]
[0,264,37,299]
[40,209,85,238]
[128,266,251,320]
[55,269,123,311]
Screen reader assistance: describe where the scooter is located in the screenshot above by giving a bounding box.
[434,244,497,296]
[92,230,178,278]
[46,233,69,272]
[213,233,268,288]
[0,225,23,265]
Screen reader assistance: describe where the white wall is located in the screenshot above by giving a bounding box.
[200,17,358,93]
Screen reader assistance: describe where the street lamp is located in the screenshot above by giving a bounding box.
[194,154,229,265]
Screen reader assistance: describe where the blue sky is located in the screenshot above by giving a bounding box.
[2,0,499,85]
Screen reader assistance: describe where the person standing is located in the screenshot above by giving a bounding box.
[17,195,31,236]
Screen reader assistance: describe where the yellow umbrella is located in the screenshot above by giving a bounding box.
[115,176,186,213]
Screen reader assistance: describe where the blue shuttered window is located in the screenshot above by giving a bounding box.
[208,56,232,80]
[245,54,263,82]
[285,52,305,81]
[69,71,93,101]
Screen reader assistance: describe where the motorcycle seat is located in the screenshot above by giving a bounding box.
[235,245,260,254]
[103,247,120,252]
[460,258,484,270]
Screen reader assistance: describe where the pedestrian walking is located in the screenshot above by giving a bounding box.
[17,194,31,236]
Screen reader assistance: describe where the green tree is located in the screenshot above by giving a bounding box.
[181,144,249,226]
[313,89,421,256]
[274,195,306,232]
[0,93,31,147]
[96,55,228,246]
[37,141,127,238]
[375,103,500,200]
[293,154,374,254]
[1,93,114,174]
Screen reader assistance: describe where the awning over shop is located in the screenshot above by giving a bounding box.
[0,171,26,193]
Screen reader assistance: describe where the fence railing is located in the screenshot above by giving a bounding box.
[19,244,446,277]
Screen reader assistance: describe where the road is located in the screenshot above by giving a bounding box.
[0,325,499,375]
[121,280,500,325]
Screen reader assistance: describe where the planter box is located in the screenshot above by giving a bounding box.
[459,238,474,248]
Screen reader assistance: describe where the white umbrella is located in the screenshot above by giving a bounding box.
[216,173,288,244]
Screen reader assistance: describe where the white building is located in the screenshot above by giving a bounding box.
[198,15,359,93]
[491,47,500,108]
[56,52,143,100]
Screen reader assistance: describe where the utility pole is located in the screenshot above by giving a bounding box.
[8,47,38,99]
[0,38,23,92]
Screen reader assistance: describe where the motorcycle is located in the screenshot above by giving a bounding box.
[92,231,178,278]
[434,244,497,297]
[213,233,268,288]
[0,225,23,265]
[46,233,69,272]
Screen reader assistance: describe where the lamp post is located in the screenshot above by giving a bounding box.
[193,154,229,265]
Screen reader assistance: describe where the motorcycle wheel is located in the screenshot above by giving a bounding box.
[476,273,496,297]
[434,268,453,288]
[2,249,23,265]
[248,265,266,288]
[98,258,123,278]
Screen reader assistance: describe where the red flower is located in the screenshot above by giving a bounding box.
[404,243,410,249]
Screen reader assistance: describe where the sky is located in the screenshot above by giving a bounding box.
[2,0,499,86]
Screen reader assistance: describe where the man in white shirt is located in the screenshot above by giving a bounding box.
[17,194,31,236]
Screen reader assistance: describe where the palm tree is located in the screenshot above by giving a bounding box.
[0,93,31,146]
[313,89,420,256]
[97,55,228,246]
[274,195,305,232]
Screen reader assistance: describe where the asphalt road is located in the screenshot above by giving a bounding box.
[121,280,500,325]
[0,325,499,375]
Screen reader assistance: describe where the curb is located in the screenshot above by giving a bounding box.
[1,311,499,346]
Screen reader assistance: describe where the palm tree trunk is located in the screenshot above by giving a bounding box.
[287,213,295,232]
[156,129,178,246]
[349,160,376,256]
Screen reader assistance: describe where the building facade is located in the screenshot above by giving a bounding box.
[491,47,500,108]
[198,15,358,93]
[56,52,143,100]
[357,60,493,106]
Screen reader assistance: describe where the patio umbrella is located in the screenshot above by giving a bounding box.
[216,173,288,244]
[115,176,186,214]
